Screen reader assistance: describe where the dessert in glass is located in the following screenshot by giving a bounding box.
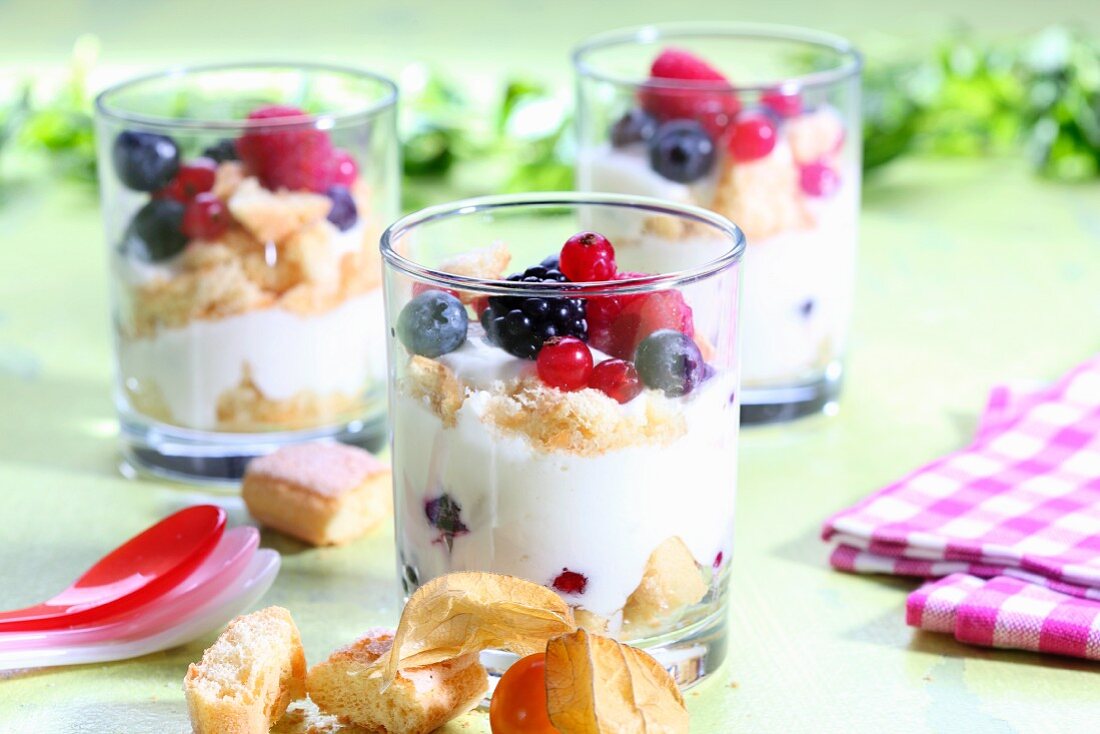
[382,193,743,685]
[573,24,862,423]
[94,63,399,482]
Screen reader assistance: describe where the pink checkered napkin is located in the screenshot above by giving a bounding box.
[908,574,1100,660]
[822,356,1100,658]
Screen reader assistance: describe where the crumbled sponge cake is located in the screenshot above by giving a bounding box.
[401,356,465,429]
[786,107,844,165]
[228,177,333,244]
[243,442,391,546]
[213,160,248,200]
[478,378,686,456]
[437,242,511,281]
[622,537,708,634]
[184,606,307,734]
[710,142,812,242]
[573,608,611,634]
[306,628,487,734]
[402,357,687,455]
[215,365,363,433]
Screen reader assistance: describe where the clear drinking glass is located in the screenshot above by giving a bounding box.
[382,192,743,685]
[94,63,399,484]
[573,24,862,423]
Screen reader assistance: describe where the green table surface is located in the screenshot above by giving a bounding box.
[4,3,1100,732]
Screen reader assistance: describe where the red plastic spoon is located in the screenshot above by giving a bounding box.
[0,505,226,632]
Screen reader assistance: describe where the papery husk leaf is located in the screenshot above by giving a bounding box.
[380,572,576,685]
[545,628,689,734]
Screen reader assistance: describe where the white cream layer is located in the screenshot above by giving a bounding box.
[394,336,737,626]
[119,288,386,431]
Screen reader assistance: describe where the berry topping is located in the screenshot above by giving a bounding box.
[181,192,231,240]
[728,113,778,162]
[589,359,644,404]
[157,157,217,202]
[202,138,239,163]
[331,149,358,187]
[124,199,187,262]
[648,120,716,184]
[634,329,707,397]
[639,48,741,137]
[236,105,335,192]
[488,653,557,734]
[761,88,803,118]
[397,290,468,358]
[590,284,695,360]
[559,231,616,282]
[112,131,180,192]
[799,161,841,197]
[483,265,587,360]
[325,184,359,231]
[609,108,659,147]
[799,299,815,318]
[424,494,468,551]
[552,569,588,595]
[713,551,724,568]
[536,336,594,392]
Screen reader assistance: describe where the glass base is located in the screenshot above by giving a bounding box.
[740,363,842,425]
[479,607,728,694]
[118,413,388,488]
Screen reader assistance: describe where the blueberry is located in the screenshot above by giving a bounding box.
[124,199,187,261]
[799,299,815,318]
[397,290,468,358]
[325,185,358,231]
[648,120,716,184]
[540,254,561,269]
[610,109,659,147]
[424,493,468,551]
[634,329,706,397]
[112,130,180,192]
[202,138,239,163]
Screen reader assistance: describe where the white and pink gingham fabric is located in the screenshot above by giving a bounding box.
[823,356,1100,660]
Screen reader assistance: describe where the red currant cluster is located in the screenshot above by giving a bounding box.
[154,157,230,240]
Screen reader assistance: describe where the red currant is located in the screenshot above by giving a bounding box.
[332,149,358,187]
[536,336,593,391]
[728,114,777,162]
[799,161,841,197]
[551,569,588,595]
[181,192,230,240]
[761,88,802,118]
[157,157,217,202]
[559,231,616,282]
[589,359,644,404]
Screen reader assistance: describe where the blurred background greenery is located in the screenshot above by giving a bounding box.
[0,0,1098,209]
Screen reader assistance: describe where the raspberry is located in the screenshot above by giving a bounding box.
[589,359,643,404]
[800,161,841,197]
[156,157,217,202]
[536,337,593,391]
[551,569,587,595]
[639,47,741,139]
[181,193,230,240]
[482,264,587,360]
[236,105,335,192]
[713,551,724,568]
[559,231,616,282]
[589,274,693,360]
[728,114,778,162]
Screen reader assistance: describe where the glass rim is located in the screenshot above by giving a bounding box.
[94,61,398,132]
[572,22,863,93]
[380,192,746,298]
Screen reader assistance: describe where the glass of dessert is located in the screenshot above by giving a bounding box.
[573,24,862,423]
[94,63,398,483]
[382,192,744,686]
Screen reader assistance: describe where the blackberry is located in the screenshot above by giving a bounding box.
[482,263,587,359]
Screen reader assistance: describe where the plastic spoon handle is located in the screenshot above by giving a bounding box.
[0,505,226,632]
